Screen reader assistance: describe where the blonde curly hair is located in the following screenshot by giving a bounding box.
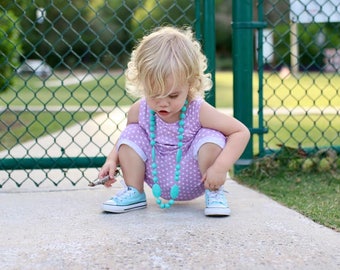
[125,26,212,101]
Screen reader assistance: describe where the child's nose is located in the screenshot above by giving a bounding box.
[158,98,169,107]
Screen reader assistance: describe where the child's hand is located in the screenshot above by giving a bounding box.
[98,161,118,187]
[201,166,226,191]
[103,178,116,188]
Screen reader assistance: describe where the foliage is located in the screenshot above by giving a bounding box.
[19,0,103,68]
[271,22,340,69]
[2,1,340,72]
[0,0,29,17]
[131,0,194,39]
[240,145,340,179]
[0,10,21,92]
[15,0,196,69]
[1,1,231,69]
[91,0,140,68]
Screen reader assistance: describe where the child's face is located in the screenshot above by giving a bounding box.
[146,77,189,123]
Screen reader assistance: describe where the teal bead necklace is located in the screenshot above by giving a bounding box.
[149,100,188,208]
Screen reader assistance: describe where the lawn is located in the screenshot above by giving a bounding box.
[215,71,340,109]
[1,71,339,153]
[0,73,132,152]
[0,110,100,151]
[236,156,340,231]
[2,70,339,108]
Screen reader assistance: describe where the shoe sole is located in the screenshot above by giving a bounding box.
[102,201,147,213]
[205,207,231,217]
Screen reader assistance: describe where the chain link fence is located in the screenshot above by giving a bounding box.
[0,0,202,188]
[256,0,340,156]
[1,0,339,188]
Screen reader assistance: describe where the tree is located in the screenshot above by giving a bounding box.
[132,0,194,39]
[0,10,21,92]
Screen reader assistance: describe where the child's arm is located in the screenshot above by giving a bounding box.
[98,100,141,186]
[199,101,250,186]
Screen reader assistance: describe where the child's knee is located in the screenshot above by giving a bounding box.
[198,143,222,158]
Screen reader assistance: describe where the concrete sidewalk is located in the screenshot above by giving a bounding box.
[1,107,339,269]
[1,179,339,270]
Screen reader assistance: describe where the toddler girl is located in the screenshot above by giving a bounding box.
[99,26,250,216]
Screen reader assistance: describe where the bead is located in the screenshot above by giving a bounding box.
[176,164,181,170]
[178,134,183,140]
[169,199,174,205]
[179,120,185,126]
[176,149,182,163]
[153,184,162,198]
[151,147,156,160]
[152,163,157,169]
[178,127,184,133]
[170,184,179,199]
[178,141,183,147]
[153,176,158,182]
[156,198,162,205]
[160,203,165,208]
[180,113,185,119]
[165,203,170,208]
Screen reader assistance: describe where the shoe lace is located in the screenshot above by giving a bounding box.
[207,189,226,204]
[114,180,135,200]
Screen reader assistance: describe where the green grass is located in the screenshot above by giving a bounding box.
[0,74,131,152]
[215,71,340,153]
[0,110,100,152]
[251,114,340,154]
[2,71,339,108]
[235,146,340,231]
[261,72,340,109]
[215,71,340,108]
[0,74,134,107]
[236,170,340,231]
[1,71,339,153]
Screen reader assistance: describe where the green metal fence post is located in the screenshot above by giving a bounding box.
[194,0,202,41]
[256,0,268,156]
[232,0,253,169]
[203,0,215,106]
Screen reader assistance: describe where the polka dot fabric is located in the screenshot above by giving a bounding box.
[117,99,226,201]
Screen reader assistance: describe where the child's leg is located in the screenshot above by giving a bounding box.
[192,129,230,216]
[118,144,145,193]
[115,123,150,191]
[102,124,149,213]
[198,143,231,216]
[197,143,222,177]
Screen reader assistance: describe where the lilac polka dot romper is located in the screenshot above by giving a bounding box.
[116,98,226,201]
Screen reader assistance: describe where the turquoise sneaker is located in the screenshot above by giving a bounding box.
[102,184,147,213]
[205,187,231,216]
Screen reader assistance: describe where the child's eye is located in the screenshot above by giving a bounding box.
[169,94,179,99]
